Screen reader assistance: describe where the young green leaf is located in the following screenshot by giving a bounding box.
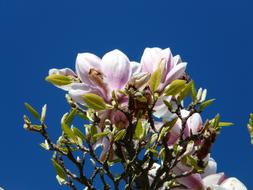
[40,104,47,123]
[178,81,193,102]
[212,114,221,129]
[199,99,215,111]
[93,131,110,140]
[164,80,186,96]
[65,108,77,125]
[90,125,98,143]
[134,119,144,140]
[45,74,72,86]
[114,129,126,141]
[149,65,162,93]
[62,123,76,142]
[72,127,86,141]
[82,93,107,110]
[218,122,234,127]
[52,159,66,180]
[163,99,173,111]
[182,155,204,173]
[24,103,40,120]
[189,80,197,100]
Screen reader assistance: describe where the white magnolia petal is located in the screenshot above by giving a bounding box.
[148,163,166,189]
[220,178,247,190]
[160,48,173,77]
[173,55,182,66]
[174,168,203,190]
[101,49,131,90]
[68,83,101,105]
[185,113,203,137]
[153,96,172,118]
[130,61,141,76]
[163,62,187,88]
[140,47,162,73]
[49,68,76,77]
[75,52,101,85]
[202,155,217,178]
[203,173,226,187]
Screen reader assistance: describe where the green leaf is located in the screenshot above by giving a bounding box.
[82,93,107,110]
[164,80,186,96]
[189,80,197,100]
[31,125,42,130]
[65,108,77,125]
[93,131,110,140]
[134,119,144,139]
[72,127,86,141]
[45,74,72,86]
[212,114,221,129]
[62,123,76,142]
[178,81,193,102]
[158,117,178,141]
[199,99,215,111]
[90,125,98,143]
[40,104,47,123]
[182,155,204,172]
[146,148,159,157]
[149,64,162,93]
[52,159,66,180]
[114,129,126,141]
[218,122,234,127]
[163,100,173,111]
[24,103,40,120]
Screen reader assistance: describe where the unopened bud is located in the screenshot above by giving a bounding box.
[127,72,151,90]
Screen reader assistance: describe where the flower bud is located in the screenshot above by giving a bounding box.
[126,72,151,90]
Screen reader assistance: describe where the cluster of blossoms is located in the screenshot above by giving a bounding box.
[23,47,247,190]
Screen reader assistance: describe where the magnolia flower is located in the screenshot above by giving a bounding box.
[140,47,187,91]
[70,49,140,104]
[150,156,247,190]
[157,110,203,146]
[203,173,247,190]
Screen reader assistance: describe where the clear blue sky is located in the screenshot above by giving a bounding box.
[0,0,252,189]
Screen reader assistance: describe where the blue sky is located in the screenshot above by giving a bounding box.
[0,0,253,189]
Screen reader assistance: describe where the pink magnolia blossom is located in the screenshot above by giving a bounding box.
[149,156,247,190]
[140,47,187,91]
[154,110,203,146]
[70,49,140,104]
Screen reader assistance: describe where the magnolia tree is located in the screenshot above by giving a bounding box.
[23,48,248,190]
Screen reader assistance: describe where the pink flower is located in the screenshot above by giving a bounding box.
[69,49,140,104]
[140,47,187,91]
[159,110,203,146]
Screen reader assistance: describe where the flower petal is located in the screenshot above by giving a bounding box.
[140,47,162,73]
[75,52,101,86]
[175,169,204,190]
[203,173,226,187]
[101,49,131,90]
[153,96,173,118]
[68,83,102,105]
[185,113,203,137]
[130,61,141,76]
[220,178,247,190]
[162,62,187,88]
[202,155,217,178]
